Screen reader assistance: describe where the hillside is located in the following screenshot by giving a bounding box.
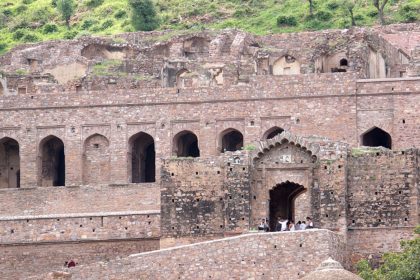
[0,0,419,54]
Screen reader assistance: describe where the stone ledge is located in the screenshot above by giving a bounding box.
[0,210,160,221]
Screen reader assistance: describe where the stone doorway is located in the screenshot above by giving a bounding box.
[39,136,65,187]
[129,132,155,183]
[269,181,305,231]
[0,137,20,188]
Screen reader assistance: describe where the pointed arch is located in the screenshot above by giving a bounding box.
[0,137,20,188]
[263,126,284,140]
[269,181,306,231]
[361,127,392,149]
[219,128,243,153]
[83,134,110,185]
[173,130,200,157]
[38,135,65,187]
[129,132,155,183]
[253,131,319,162]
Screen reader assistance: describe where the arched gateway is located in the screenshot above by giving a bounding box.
[251,132,319,230]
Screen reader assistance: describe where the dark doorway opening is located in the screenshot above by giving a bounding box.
[130,132,155,183]
[264,127,284,140]
[40,136,65,187]
[0,138,20,188]
[362,127,392,149]
[221,129,243,152]
[269,181,305,231]
[340,58,348,67]
[173,131,200,157]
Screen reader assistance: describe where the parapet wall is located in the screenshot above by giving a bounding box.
[0,183,160,216]
[2,238,159,280]
[44,230,346,280]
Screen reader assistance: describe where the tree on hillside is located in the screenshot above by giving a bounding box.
[56,0,75,29]
[373,0,389,25]
[308,0,315,17]
[342,0,358,26]
[357,226,420,280]
[129,0,159,31]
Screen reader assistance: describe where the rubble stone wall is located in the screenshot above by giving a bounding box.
[347,149,419,264]
[47,230,346,280]
[1,238,160,280]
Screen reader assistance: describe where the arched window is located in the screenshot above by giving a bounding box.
[340,58,348,67]
[263,127,284,140]
[83,134,110,185]
[39,136,65,187]
[129,132,155,183]
[361,127,392,149]
[0,137,20,188]
[173,131,200,157]
[220,129,243,153]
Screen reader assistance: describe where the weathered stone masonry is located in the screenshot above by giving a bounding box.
[0,24,419,278]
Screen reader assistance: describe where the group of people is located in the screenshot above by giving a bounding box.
[258,217,314,232]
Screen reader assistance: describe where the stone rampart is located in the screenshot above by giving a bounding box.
[1,238,159,280]
[40,230,346,280]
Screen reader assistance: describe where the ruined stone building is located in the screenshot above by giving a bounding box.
[0,23,419,279]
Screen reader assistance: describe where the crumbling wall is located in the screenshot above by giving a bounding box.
[347,148,419,264]
[160,153,250,245]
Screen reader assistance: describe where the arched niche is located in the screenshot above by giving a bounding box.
[38,135,65,187]
[263,127,284,140]
[361,127,392,149]
[129,132,155,183]
[82,134,111,185]
[173,131,200,157]
[0,137,20,188]
[315,52,349,73]
[220,128,243,153]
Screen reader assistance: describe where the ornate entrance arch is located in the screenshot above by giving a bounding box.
[250,132,319,229]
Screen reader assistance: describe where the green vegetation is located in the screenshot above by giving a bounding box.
[351,147,383,157]
[357,226,420,280]
[92,59,124,76]
[129,0,159,31]
[242,144,256,151]
[56,0,75,28]
[0,0,419,54]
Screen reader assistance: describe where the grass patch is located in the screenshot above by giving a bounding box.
[92,59,124,76]
[0,0,417,53]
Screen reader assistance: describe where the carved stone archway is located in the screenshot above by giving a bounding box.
[250,131,319,228]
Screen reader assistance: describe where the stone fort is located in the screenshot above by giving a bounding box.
[0,23,419,279]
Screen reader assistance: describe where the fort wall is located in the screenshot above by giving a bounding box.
[38,230,346,280]
[0,76,419,188]
[1,239,159,280]
[0,25,419,279]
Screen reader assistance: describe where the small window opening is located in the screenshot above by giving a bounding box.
[340,58,348,67]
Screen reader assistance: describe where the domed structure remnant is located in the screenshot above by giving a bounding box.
[301,258,362,280]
